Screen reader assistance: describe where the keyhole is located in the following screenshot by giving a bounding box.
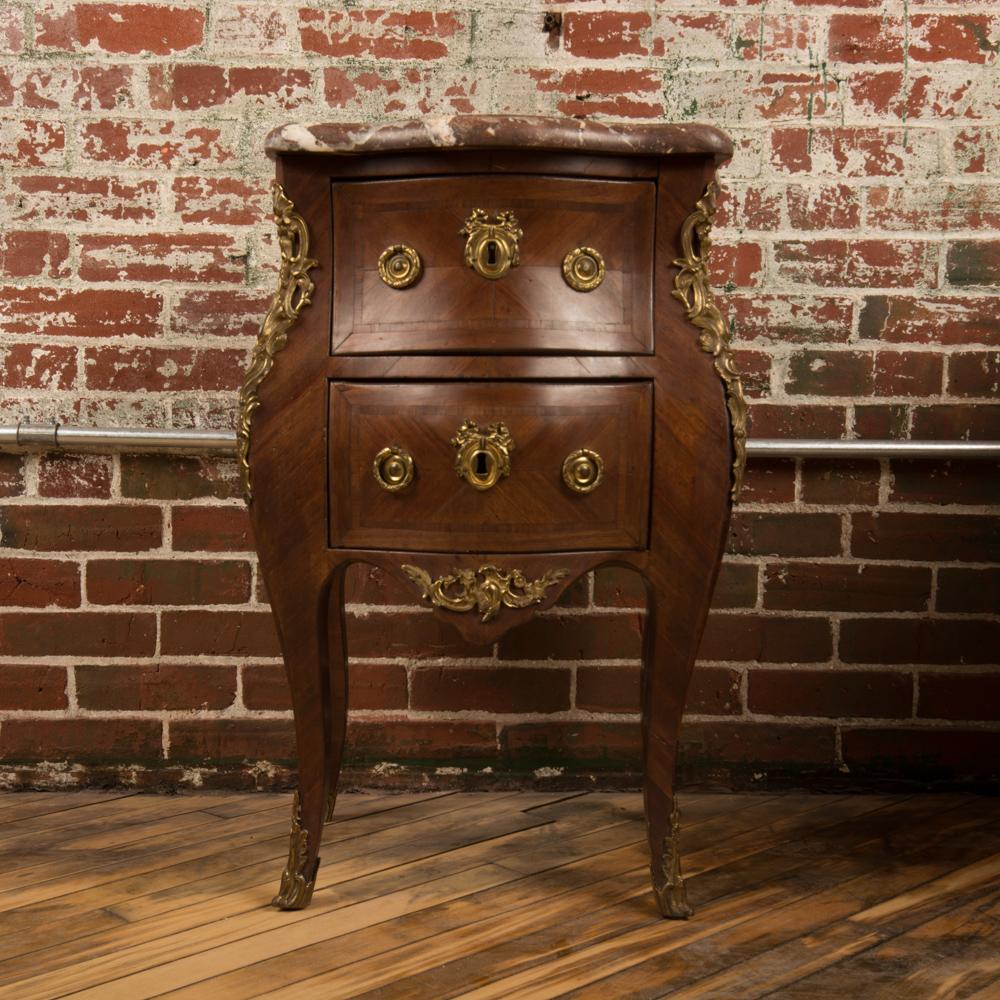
[474,451,490,477]
[486,240,497,266]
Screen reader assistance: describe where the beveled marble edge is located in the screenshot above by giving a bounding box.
[265,116,733,161]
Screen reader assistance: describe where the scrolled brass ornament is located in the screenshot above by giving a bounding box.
[401,563,568,623]
[377,244,422,289]
[452,419,513,491]
[672,181,748,501]
[562,448,604,494]
[271,791,316,910]
[372,445,414,492]
[461,209,522,280]
[237,184,318,505]
[562,247,605,292]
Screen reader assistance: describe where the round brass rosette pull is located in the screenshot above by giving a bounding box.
[452,420,513,491]
[377,245,422,289]
[373,446,414,492]
[562,247,605,292]
[562,449,604,493]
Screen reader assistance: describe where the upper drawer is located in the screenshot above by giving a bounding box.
[331,175,655,356]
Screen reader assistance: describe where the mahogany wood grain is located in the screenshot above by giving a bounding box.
[247,123,735,920]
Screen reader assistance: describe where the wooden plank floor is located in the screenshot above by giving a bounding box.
[0,791,998,999]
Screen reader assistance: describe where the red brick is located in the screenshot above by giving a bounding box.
[728,512,843,558]
[801,459,880,505]
[0,504,161,552]
[172,176,268,226]
[855,404,909,440]
[149,65,312,111]
[754,71,839,121]
[937,568,1000,615]
[699,613,832,664]
[846,69,989,121]
[169,289,269,339]
[38,455,112,499]
[87,558,250,606]
[0,611,155,656]
[171,506,252,552]
[715,185,782,232]
[654,13,729,62]
[841,618,1000,665]
[681,722,835,766]
[771,127,935,179]
[348,612,490,660]
[0,558,81,608]
[243,661,407,712]
[711,563,761,609]
[711,242,764,288]
[0,344,76,389]
[912,404,1000,441]
[80,120,236,169]
[0,8,25,53]
[411,666,570,714]
[35,3,204,54]
[786,350,873,396]
[77,663,236,711]
[764,562,930,613]
[842,728,1000,781]
[918,673,1000,722]
[947,241,1000,287]
[564,12,650,58]
[774,240,936,288]
[9,175,158,224]
[0,287,163,338]
[498,614,642,662]
[526,68,662,119]
[0,454,24,497]
[299,9,464,60]
[890,460,1000,507]
[909,15,998,64]
[0,718,162,763]
[83,347,245,393]
[501,721,640,769]
[161,610,278,657]
[873,352,944,396]
[592,565,756,612]
[79,234,245,284]
[0,665,67,710]
[210,4,289,53]
[866,185,1000,232]
[949,352,1000,396]
[169,720,293,764]
[0,120,64,167]
[749,669,912,718]
[828,14,904,63]
[74,64,134,109]
[786,184,861,230]
[576,664,741,717]
[852,512,1000,562]
[351,720,497,762]
[120,456,239,501]
[0,230,69,279]
[740,459,797,504]
[951,128,999,176]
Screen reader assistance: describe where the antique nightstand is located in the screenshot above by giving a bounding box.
[238,116,745,919]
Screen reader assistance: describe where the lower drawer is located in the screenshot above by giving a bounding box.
[328,381,652,553]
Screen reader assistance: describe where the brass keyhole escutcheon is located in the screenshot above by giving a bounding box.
[373,446,414,492]
[562,449,604,494]
[563,247,605,292]
[461,209,522,280]
[452,420,513,491]
[377,244,422,289]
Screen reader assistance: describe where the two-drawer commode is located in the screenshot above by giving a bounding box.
[238,116,746,919]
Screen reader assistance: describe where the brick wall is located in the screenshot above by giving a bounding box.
[0,0,997,791]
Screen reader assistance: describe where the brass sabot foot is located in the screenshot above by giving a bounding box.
[271,791,318,910]
[654,879,693,920]
[652,801,694,920]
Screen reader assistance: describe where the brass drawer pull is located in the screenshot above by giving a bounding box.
[378,244,422,288]
[452,420,513,491]
[563,247,605,292]
[373,446,414,491]
[562,448,604,493]
[461,209,521,280]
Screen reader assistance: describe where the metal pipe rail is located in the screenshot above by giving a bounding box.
[1,422,998,460]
